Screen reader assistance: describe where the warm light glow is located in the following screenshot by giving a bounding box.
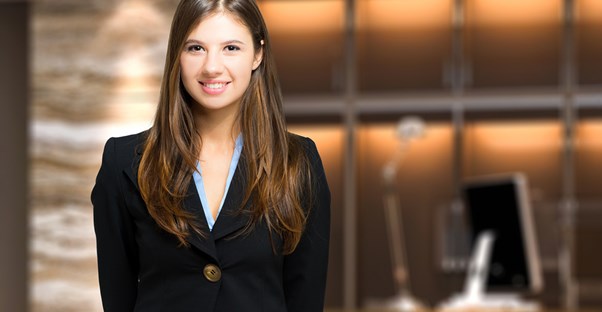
[359,123,452,164]
[259,1,344,34]
[577,120,602,149]
[357,0,451,31]
[467,0,561,26]
[577,0,602,23]
[288,125,344,159]
[467,121,561,150]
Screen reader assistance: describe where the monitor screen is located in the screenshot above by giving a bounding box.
[462,173,543,294]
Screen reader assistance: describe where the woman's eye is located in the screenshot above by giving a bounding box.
[187,45,203,52]
[225,45,240,52]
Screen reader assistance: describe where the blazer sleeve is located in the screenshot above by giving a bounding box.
[91,138,139,311]
[283,138,331,312]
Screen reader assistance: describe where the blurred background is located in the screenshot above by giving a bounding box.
[3,0,602,311]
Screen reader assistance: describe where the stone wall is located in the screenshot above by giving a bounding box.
[31,1,179,310]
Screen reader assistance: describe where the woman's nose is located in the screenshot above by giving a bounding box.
[202,51,224,76]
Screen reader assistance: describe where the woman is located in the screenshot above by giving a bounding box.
[91,0,330,311]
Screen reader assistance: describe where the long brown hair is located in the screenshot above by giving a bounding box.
[138,0,311,254]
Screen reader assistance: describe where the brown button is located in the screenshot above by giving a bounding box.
[203,264,221,282]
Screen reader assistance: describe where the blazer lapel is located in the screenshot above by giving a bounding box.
[181,180,219,261]
[211,162,251,241]
[123,148,219,262]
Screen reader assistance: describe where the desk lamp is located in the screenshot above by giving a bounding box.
[381,116,427,311]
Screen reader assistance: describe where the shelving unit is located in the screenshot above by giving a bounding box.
[259,0,602,309]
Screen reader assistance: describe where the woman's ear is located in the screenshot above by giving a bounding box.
[252,40,264,70]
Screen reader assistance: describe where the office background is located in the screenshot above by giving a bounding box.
[3,0,602,311]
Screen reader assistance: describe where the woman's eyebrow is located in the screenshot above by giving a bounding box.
[184,39,247,45]
[222,40,246,46]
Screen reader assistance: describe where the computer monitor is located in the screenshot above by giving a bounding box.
[462,173,543,294]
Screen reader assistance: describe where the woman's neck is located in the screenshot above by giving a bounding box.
[194,106,240,148]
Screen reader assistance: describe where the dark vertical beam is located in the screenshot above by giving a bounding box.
[561,0,577,308]
[0,0,30,311]
[448,0,467,274]
[451,0,465,198]
[343,0,357,309]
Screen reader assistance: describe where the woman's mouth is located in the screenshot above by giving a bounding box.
[200,81,230,95]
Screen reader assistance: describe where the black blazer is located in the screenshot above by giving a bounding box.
[92,132,330,312]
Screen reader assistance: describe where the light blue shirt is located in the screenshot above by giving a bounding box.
[192,134,243,231]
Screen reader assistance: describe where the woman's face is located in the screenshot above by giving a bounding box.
[180,12,262,114]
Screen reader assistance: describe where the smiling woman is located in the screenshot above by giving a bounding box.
[180,13,263,115]
[91,1,331,312]
[179,12,264,230]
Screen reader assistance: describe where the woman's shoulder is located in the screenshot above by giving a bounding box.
[101,130,148,165]
[287,132,321,164]
[288,132,318,153]
[287,132,316,149]
[109,130,148,149]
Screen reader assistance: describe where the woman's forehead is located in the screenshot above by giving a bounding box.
[195,11,250,33]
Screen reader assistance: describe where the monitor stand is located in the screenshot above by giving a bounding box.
[438,231,540,311]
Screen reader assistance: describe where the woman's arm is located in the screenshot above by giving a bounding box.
[92,138,139,311]
[283,138,331,312]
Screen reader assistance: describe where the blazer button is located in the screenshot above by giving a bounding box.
[203,264,221,282]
